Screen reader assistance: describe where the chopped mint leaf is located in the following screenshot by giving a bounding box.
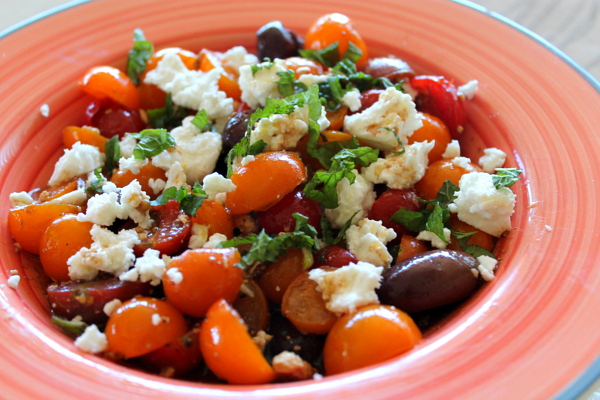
[190,109,212,132]
[150,181,207,217]
[451,229,496,259]
[434,180,460,208]
[51,316,89,339]
[147,92,188,130]
[225,138,267,178]
[342,41,363,64]
[451,230,478,249]
[493,168,522,189]
[379,127,406,154]
[276,70,308,97]
[321,210,360,245]
[104,135,121,177]
[251,59,275,76]
[464,245,496,259]
[86,167,106,196]
[299,42,341,68]
[425,203,449,243]
[127,28,153,86]
[390,208,429,232]
[129,129,175,160]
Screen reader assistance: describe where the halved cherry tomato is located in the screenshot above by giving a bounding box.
[105,297,188,359]
[447,217,495,252]
[305,13,369,67]
[325,105,348,131]
[226,151,306,215]
[146,47,198,73]
[410,76,466,138]
[407,112,451,164]
[352,89,383,114]
[79,66,140,110]
[256,189,322,236]
[368,188,420,240]
[83,99,146,139]
[29,176,85,203]
[258,248,308,304]
[284,57,323,78]
[191,200,234,239]
[396,235,428,263]
[198,49,241,101]
[233,279,269,336]
[323,304,422,375]
[133,199,191,256]
[414,159,479,200]
[162,248,244,318]
[140,328,202,376]
[294,130,354,171]
[110,163,167,200]
[200,299,275,384]
[313,246,358,269]
[63,126,108,151]
[8,204,80,254]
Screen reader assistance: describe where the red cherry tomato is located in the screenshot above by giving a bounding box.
[410,76,466,138]
[256,189,322,236]
[368,189,420,240]
[134,199,192,257]
[140,329,202,376]
[350,89,383,114]
[83,99,146,139]
[313,246,358,269]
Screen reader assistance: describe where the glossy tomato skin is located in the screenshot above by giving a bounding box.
[134,199,192,257]
[140,328,202,376]
[350,89,383,114]
[256,189,322,236]
[368,189,420,240]
[313,246,358,269]
[410,76,466,138]
[83,98,146,139]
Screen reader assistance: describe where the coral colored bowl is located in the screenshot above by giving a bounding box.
[1,0,600,398]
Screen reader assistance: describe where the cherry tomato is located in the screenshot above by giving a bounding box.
[134,199,191,257]
[29,176,86,203]
[79,66,140,110]
[198,49,242,101]
[351,89,383,114]
[323,304,422,375]
[368,188,420,239]
[313,246,358,269]
[200,299,275,384]
[325,105,348,131]
[191,200,234,239]
[407,112,451,164]
[256,189,322,236]
[258,248,308,304]
[105,297,188,359]
[163,248,244,318]
[140,328,202,376]
[83,98,146,139]
[294,130,354,171]
[414,159,479,200]
[110,163,167,200]
[233,279,269,336]
[284,57,323,78]
[63,126,108,151]
[305,13,369,67]
[410,76,466,138]
[447,217,495,252]
[396,235,428,263]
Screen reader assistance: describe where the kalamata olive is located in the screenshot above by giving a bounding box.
[83,98,146,139]
[313,246,358,269]
[222,108,253,150]
[368,188,420,240]
[47,277,154,325]
[360,57,415,83]
[257,21,304,61]
[256,189,322,236]
[377,250,479,313]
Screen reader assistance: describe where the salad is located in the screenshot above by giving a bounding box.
[6,13,521,384]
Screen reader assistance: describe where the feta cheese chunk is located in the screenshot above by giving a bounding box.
[442,140,461,159]
[452,156,473,170]
[458,80,478,100]
[120,248,166,286]
[49,142,104,186]
[77,191,125,226]
[342,88,362,112]
[148,178,166,195]
[164,161,187,189]
[324,169,376,229]
[238,59,287,108]
[40,103,50,117]
[343,87,422,151]
[166,267,183,285]
[7,275,19,290]
[478,148,506,173]
[345,219,397,267]
[203,173,236,202]
[309,262,384,314]
[203,233,228,249]
[68,225,140,281]
[119,135,137,159]
[9,192,33,208]
[103,299,122,316]
[297,74,328,87]
[363,141,434,189]
[451,172,516,237]
[221,46,259,74]
[74,324,107,354]
[120,180,152,229]
[476,255,497,281]
[118,156,148,175]
[416,228,452,249]
[189,223,209,249]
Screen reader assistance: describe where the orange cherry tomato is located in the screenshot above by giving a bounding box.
[63,126,108,152]
[305,13,369,67]
[39,215,94,281]
[447,218,495,252]
[226,151,306,215]
[105,297,188,359]
[200,299,275,384]
[163,248,244,318]
[258,248,307,304]
[396,235,428,263]
[79,66,140,110]
[191,200,234,239]
[138,82,168,110]
[407,113,451,164]
[29,176,86,203]
[323,304,422,375]
[110,163,167,200]
[325,105,349,132]
[233,279,269,336]
[414,158,479,200]
[145,47,197,74]
[198,49,242,101]
[8,204,80,254]
[284,57,324,78]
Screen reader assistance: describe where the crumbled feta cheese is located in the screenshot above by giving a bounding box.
[478,148,506,173]
[416,228,452,249]
[45,188,87,206]
[166,267,183,285]
[476,255,497,281]
[309,262,383,314]
[297,73,328,87]
[458,80,478,100]
[452,156,473,170]
[545,225,553,232]
[324,170,376,229]
[343,87,422,151]
[451,172,516,237]
[120,180,152,229]
[119,135,137,159]
[101,181,120,194]
[74,324,107,354]
[68,225,140,281]
[151,313,162,326]
[49,142,104,186]
[363,141,434,189]
[103,299,122,316]
[71,315,83,323]
[189,224,209,249]
[442,140,461,159]
[164,161,187,189]
[272,351,313,381]
[144,53,234,129]
[148,178,166,195]
[250,105,329,151]
[77,191,125,226]
[345,219,397,267]
[342,88,362,112]
[241,155,255,167]
[40,104,50,117]
[9,192,33,208]
[119,248,166,286]
[203,173,236,202]
[221,46,259,74]
[238,59,287,108]
[7,275,19,290]
[203,233,228,249]
[118,156,148,175]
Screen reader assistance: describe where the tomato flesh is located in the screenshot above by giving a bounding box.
[134,199,191,257]
[83,98,146,139]
[256,189,322,236]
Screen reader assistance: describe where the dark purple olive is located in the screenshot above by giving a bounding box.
[257,21,304,61]
[377,250,479,313]
[361,57,415,84]
[222,108,253,150]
